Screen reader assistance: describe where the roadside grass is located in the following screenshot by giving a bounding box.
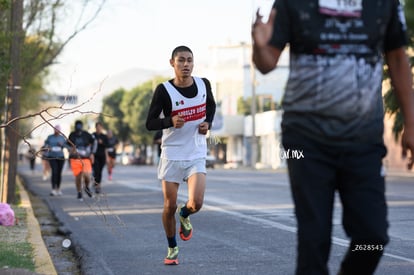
[0,190,36,271]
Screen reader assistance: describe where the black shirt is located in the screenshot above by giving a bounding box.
[67,130,95,159]
[270,0,408,144]
[93,132,109,158]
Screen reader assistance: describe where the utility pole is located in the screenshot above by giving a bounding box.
[250,50,257,169]
[2,0,23,203]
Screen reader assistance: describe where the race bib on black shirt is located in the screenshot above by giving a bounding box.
[319,0,362,18]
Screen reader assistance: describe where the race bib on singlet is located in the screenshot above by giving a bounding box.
[51,146,62,152]
[319,0,362,18]
[76,148,87,156]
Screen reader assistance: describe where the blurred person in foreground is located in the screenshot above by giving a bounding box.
[252,1,414,274]
[67,120,96,201]
[146,45,216,265]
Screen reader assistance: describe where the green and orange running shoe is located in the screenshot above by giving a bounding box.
[164,246,179,265]
[178,205,193,241]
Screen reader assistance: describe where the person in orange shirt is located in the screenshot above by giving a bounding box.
[67,120,96,201]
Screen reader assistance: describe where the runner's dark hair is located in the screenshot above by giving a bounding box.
[171,45,193,59]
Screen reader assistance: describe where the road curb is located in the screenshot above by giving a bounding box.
[17,177,57,275]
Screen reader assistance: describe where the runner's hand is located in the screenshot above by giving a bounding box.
[252,8,276,48]
[172,115,185,128]
[198,122,209,135]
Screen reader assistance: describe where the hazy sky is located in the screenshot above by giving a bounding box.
[47,0,274,93]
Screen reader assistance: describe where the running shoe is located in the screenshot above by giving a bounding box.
[84,186,93,198]
[164,246,179,265]
[94,184,101,194]
[77,192,83,201]
[178,205,193,241]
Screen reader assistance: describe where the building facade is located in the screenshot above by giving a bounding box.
[206,43,410,172]
[208,43,289,169]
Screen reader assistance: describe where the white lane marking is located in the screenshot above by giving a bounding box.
[117,180,414,263]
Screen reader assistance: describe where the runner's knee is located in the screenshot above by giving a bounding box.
[164,203,177,215]
[187,200,203,212]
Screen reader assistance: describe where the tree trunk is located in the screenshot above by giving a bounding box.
[2,0,23,204]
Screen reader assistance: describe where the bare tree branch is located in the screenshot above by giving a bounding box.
[1,76,110,130]
[42,0,107,68]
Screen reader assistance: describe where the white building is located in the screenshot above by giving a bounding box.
[208,43,289,169]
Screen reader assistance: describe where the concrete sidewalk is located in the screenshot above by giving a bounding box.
[1,176,57,275]
[18,177,57,275]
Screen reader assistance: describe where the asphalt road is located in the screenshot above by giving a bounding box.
[19,163,414,275]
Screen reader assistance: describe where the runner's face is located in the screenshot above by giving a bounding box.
[171,51,193,78]
[96,124,103,133]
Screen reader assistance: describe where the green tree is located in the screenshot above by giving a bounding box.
[120,87,138,144]
[383,2,414,140]
[100,88,129,143]
[405,0,414,31]
[0,0,106,204]
[237,96,260,115]
[115,76,168,149]
[121,80,156,145]
[1,1,105,115]
[0,0,12,113]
